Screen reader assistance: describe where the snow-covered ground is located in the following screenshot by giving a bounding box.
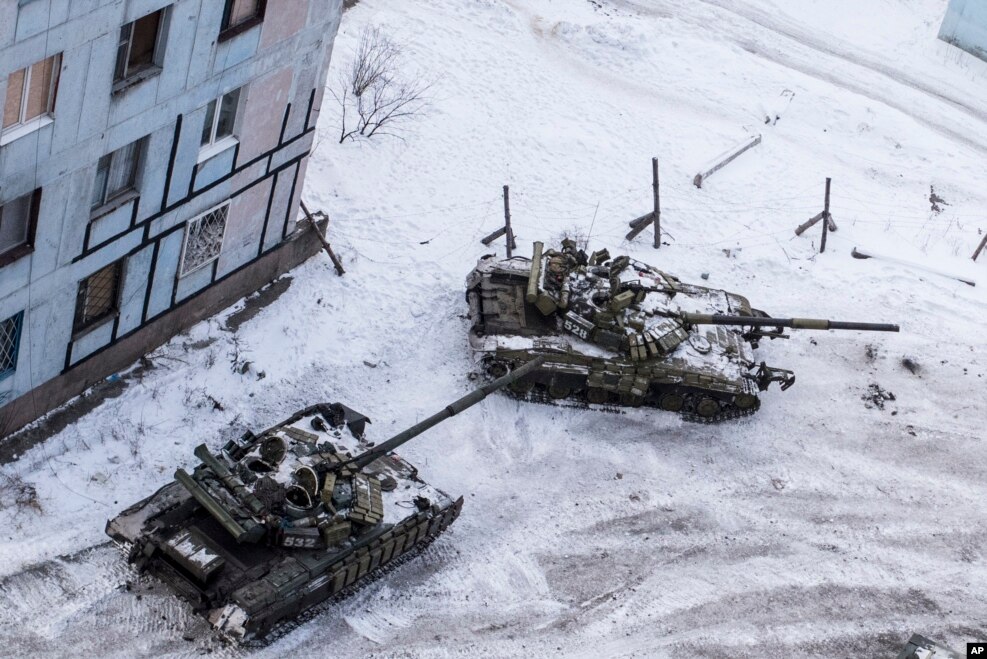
[2,1,987,657]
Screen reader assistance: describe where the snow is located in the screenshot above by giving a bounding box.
[2,0,986,657]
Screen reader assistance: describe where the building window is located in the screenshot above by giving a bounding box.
[2,54,61,138]
[91,138,145,212]
[114,9,167,86]
[180,203,229,277]
[220,0,265,37]
[200,88,241,153]
[0,189,41,267]
[73,261,122,334]
[0,312,24,381]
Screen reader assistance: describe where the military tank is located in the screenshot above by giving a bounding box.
[105,357,542,643]
[896,634,963,659]
[466,240,899,422]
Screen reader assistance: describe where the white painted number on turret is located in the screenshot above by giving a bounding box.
[563,317,589,339]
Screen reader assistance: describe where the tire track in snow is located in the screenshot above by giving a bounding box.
[0,543,233,658]
[613,0,987,157]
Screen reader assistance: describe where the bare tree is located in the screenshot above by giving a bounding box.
[333,26,431,143]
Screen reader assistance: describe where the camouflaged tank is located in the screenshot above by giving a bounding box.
[105,358,542,643]
[466,241,899,422]
[897,634,963,659]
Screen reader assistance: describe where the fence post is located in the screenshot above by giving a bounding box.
[652,158,661,249]
[820,178,831,254]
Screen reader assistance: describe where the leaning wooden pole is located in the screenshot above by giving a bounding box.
[300,201,345,276]
[819,178,831,254]
[972,232,987,262]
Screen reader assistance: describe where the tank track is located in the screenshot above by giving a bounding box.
[496,375,757,424]
[507,386,626,415]
[229,498,462,646]
[238,533,443,648]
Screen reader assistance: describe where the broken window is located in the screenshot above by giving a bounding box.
[92,138,146,211]
[0,311,24,380]
[114,9,167,84]
[74,261,123,333]
[2,54,61,135]
[180,203,229,277]
[0,189,40,267]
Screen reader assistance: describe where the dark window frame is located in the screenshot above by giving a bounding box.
[218,0,266,42]
[0,311,24,381]
[72,260,124,336]
[0,189,41,268]
[90,137,147,215]
[112,8,169,92]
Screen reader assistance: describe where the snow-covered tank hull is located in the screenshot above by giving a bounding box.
[466,242,898,422]
[107,404,462,643]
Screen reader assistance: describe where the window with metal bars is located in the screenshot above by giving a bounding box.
[91,137,146,212]
[113,8,167,85]
[0,312,24,381]
[2,54,60,136]
[180,203,229,277]
[73,261,122,333]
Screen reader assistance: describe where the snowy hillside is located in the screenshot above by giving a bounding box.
[2,0,986,657]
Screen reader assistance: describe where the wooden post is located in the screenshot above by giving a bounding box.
[652,158,661,249]
[503,185,516,258]
[972,232,987,262]
[795,211,825,236]
[300,201,344,276]
[820,177,831,254]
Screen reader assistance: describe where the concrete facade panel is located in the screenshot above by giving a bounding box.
[146,230,182,318]
[259,0,308,50]
[69,317,114,363]
[194,145,236,191]
[77,31,117,141]
[174,256,212,302]
[212,27,260,77]
[237,66,292,163]
[218,174,269,277]
[117,243,154,335]
[89,200,135,247]
[264,162,295,250]
[940,0,987,60]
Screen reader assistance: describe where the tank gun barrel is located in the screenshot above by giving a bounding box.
[347,355,546,471]
[681,313,899,332]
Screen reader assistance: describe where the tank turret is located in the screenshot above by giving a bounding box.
[466,241,899,422]
[105,359,542,643]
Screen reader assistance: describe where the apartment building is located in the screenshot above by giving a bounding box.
[940,0,987,61]
[0,0,343,434]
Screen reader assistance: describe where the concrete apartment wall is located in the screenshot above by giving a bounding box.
[940,0,987,61]
[0,0,343,434]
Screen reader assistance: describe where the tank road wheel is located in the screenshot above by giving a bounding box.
[586,388,609,405]
[509,377,534,395]
[619,392,644,407]
[547,383,571,399]
[659,393,685,412]
[486,361,509,378]
[695,397,721,419]
[734,393,758,410]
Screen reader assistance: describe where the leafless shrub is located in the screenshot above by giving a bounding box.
[333,26,432,143]
[0,470,42,514]
[228,336,252,374]
[110,420,143,468]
